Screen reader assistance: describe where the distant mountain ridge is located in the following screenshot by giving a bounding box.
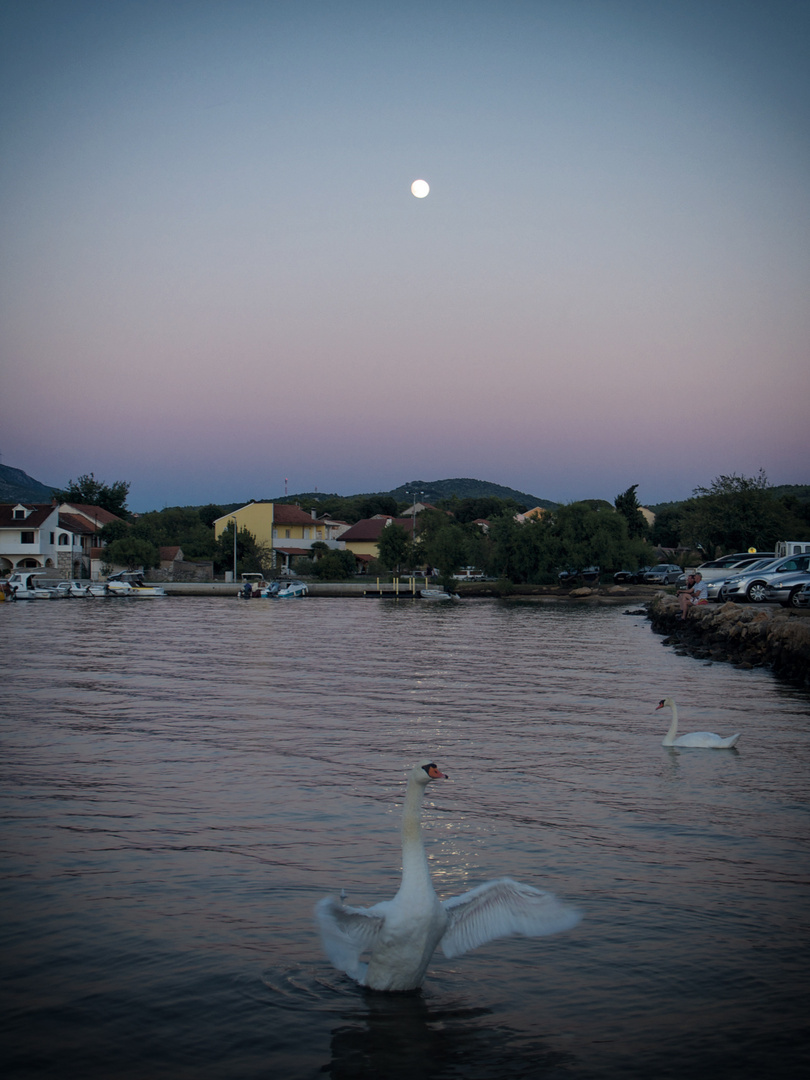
[384,478,556,509]
[0,464,56,503]
[283,478,557,510]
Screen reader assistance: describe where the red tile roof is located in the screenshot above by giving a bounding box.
[58,513,96,535]
[60,503,126,528]
[339,517,415,541]
[273,504,318,525]
[0,503,58,528]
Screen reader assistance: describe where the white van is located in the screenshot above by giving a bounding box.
[775,541,810,558]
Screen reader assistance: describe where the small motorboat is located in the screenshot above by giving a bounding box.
[4,571,61,599]
[276,580,308,598]
[420,588,459,601]
[56,580,110,597]
[106,572,166,597]
[238,574,275,598]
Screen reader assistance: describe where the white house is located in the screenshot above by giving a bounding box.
[0,503,83,575]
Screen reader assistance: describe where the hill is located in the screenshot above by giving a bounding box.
[282,478,557,510]
[386,478,557,508]
[0,464,56,503]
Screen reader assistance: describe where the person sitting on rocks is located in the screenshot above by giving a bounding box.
[678,571,708,619]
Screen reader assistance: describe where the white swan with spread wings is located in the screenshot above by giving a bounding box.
[315,761,581,992]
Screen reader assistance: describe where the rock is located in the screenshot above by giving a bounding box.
[646,595,810,687]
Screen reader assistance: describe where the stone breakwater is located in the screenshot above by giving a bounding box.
[647,594,810,687]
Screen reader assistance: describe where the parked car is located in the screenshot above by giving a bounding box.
[675,553,775,590]
[613,566,652,584]
[714,558,780,602]
[762,571,810,608]
[558,568,580,585]
[722,553,810,603]
[796,582,810,608]
[643,564,682,585]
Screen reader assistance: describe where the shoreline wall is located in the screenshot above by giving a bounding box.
[647,594,810,688]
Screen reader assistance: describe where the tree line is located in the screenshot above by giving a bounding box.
[54,472,810,581]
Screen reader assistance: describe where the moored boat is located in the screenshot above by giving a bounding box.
[106,572,167,597]
[276,580,308,598]
[4,571,62,599]
[56,580,110,597]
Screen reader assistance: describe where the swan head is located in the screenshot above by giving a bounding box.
[411,761,448,785]
[656,698,674,710]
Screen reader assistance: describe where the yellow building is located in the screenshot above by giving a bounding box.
[213,503,329,572]
[338,516,416,570]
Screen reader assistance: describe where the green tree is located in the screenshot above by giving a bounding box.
[55,473,130,517]
[103,537,159,570]
[614,484,648,539]
[98,519,130,544]
[421,519,470,586]
[124,506,219,559]
[214,522,268,575]
[377,522,410,572]
[198,504,225,529]
[678,470,793,554]
[303,549,356,580]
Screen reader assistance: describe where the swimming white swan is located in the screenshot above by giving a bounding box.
[315,761,581,991]
[656,698,741,748]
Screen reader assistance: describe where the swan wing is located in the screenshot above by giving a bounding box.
[315,896,385,981]
[438,877,581,959]
[675,731,741,748]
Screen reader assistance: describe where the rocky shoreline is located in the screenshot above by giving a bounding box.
[646,593,810,688]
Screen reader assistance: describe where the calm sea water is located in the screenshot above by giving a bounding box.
[1,596,808,1079]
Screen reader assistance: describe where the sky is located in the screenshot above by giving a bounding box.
[1,0,808,512]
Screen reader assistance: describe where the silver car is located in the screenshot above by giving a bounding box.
[796,582,810,608]
[722,553,810,603]
[762,571,810,608]
[643,563,682,585]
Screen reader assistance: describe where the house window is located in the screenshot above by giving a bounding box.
[21,531,35,544]
[59,534,70,545]
[14,509,26,519]
[50,532,56,544]
[285,529,290,538]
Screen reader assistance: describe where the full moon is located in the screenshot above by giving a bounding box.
[410,179,430,198]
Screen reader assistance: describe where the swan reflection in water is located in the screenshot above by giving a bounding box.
[324,988,576,1080]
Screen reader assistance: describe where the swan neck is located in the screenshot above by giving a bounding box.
[664,701,678,744]
[400,777,432,892]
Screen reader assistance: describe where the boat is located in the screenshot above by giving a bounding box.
[4,571,62,600]
[56,580,110,597]
[106,572,167,597]
[276,580,308,598]
[237,574,274,599]
[420,588,460,601]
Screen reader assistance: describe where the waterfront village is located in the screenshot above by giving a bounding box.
[1,495,670,588]
[3,491,810,685]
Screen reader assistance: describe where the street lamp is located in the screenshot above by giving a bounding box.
[232,517,238,583]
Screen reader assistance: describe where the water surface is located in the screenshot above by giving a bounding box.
[2,597,808,1078]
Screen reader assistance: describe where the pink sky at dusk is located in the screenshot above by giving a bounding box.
[1,0,808,512]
